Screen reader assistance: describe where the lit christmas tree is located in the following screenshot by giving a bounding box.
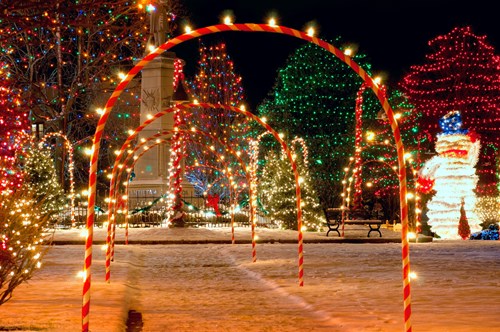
[0,62,27,191]
[23,144,66,216]
[417,111,482,239]
[458,198,471,240]
[400,26,500,196]
[257,39,380,208]
[357,89,424,222]
[259,147,324,231]
[185,41,249,199]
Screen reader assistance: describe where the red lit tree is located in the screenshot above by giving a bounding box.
[458,199,471,240]
[0,62,28,191]
[400,26,500,195]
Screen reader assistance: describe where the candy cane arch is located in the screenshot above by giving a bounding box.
[105,104,253,262]
[83,24,411,332]
[39,132,76,227]
[352,83,367,210]
[291,136,309,168]
[106,127,255,282]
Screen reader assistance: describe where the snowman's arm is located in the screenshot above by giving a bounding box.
[418,155,441,179]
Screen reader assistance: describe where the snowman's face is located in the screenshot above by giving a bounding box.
[435,133,473,159]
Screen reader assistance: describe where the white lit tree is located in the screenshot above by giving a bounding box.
[23,144,66,216]
[259,149,324,231]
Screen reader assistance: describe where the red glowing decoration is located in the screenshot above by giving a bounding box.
[458,199,471,240]
[417,176,435,194]
[206,194,221,217]
[400,26,500,195]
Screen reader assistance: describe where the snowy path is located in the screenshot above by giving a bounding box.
[129,244,339,332]
[0,227,499,331]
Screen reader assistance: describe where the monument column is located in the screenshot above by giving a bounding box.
[128,52,194,209]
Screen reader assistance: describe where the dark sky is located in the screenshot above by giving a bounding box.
[173,0,499,110]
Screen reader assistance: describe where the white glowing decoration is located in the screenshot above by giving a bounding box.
[419,132,481,239]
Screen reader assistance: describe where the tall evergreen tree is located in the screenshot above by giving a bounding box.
[257,38,381,208]
[400,26,500,196]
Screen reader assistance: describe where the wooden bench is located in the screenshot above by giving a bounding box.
[323,208,383,237]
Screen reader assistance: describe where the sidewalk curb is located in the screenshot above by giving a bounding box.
[50,238,402,245]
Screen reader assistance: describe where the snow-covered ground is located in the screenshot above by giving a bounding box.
[0,226,499,331]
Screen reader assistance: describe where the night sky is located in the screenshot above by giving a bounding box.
[173,0,498,110]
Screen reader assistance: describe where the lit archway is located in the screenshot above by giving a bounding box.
[106,127,252,282]
[82,24,411,332]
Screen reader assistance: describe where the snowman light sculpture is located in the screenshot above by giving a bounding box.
[417,111,482,239]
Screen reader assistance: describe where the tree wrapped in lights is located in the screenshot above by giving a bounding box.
[400,26,500,196]
[259,148,324,231]
[474,196,500,227]
[23,144,66,216]
[417,111,482,239]
[0,62,28,191]
[357,90,423,222]
[185,41,249,199]
[458,198,471,240]
[0,0,183,190]
[257,39,380,208]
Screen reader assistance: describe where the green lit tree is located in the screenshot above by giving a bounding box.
[259,148,324,231]
[257,38,381,208]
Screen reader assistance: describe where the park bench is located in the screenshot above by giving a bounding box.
[323,208,383,237]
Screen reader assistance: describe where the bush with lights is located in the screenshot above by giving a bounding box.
[0,175,54,306]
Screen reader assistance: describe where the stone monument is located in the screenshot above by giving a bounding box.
[128,4,194,210]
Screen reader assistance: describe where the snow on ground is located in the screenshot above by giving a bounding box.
[0,226,499,331]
